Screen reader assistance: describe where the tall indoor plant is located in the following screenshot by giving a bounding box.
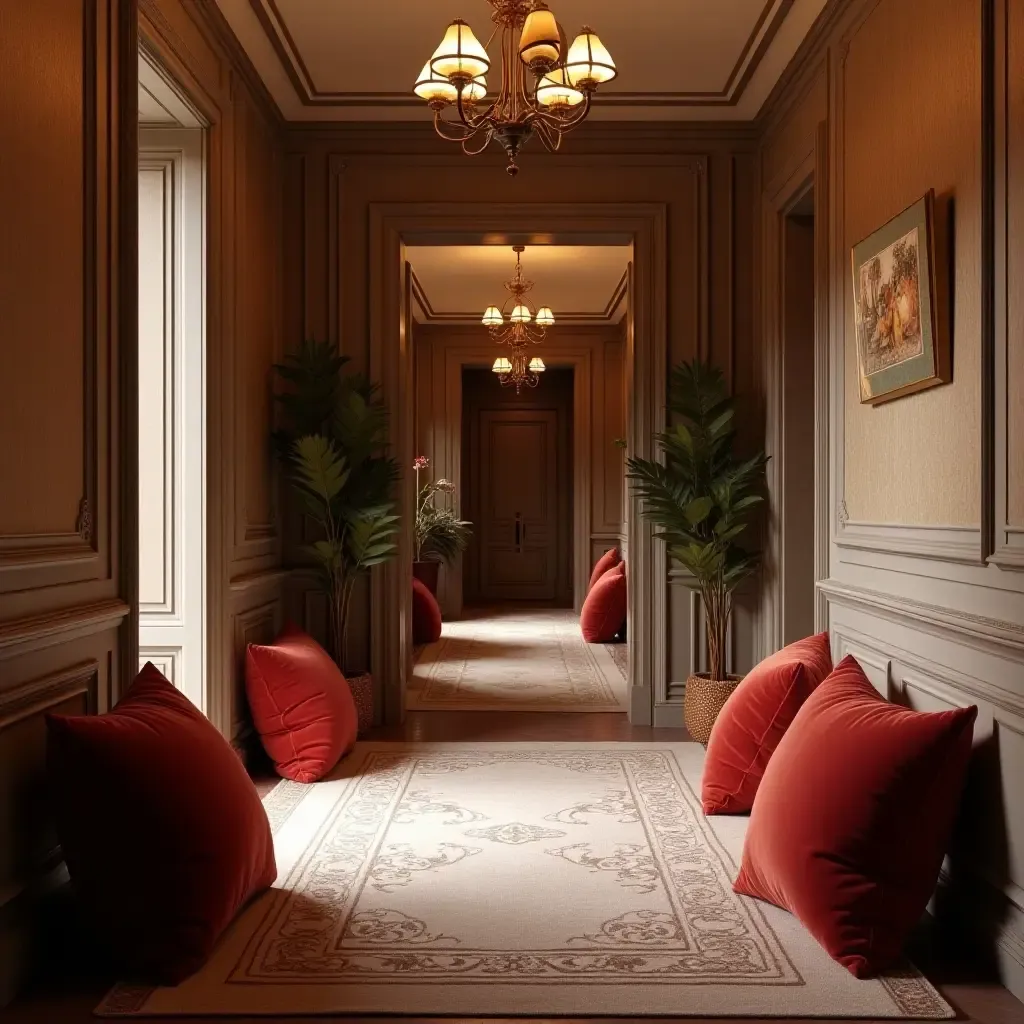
[273,340,400,674]
[412,455,472,597]
[626,359,767,741]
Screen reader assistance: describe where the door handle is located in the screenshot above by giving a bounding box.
[514,512,522,553]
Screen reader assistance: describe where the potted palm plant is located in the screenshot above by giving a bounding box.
[412,455,472,598]
[626,359,767,743]
[273,340,400,727]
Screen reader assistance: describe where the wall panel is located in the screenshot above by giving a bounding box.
[760,0,1024,1002]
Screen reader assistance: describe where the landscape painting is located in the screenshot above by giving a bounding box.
[850,191,949,403]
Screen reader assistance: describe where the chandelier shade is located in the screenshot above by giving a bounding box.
[482,305,504,326]
[529,357,546,372]
[414,1,617,175]
[536,66,584,108]
[535,306,555,326]
[564,28,617,88]
[510,304,532,323]
[519,6,561,71]
[430,20,490,81]
[492,356,513,374]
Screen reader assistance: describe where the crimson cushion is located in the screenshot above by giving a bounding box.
[588,546,622,592]
[46,664,276,984]
[733,655,976,977]
[246,623,358,783]
[702,632,832,814]
[413,576,442,644]
[580,561,627,642]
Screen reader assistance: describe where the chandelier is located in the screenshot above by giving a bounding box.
[413,1,617,176]
[485,245,551,391]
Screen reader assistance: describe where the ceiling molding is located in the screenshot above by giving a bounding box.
[409,266,627,326]
[248,0,793,112]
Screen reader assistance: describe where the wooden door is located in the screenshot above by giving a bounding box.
[478,410,559,601]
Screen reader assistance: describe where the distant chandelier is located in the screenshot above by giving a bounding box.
[413,0,617,176]
[485,245,552,391]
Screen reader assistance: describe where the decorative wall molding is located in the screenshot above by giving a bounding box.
[834,520,985,565]
[0,600,130,659]
[0,660,98,731]
[818,578,1024,668]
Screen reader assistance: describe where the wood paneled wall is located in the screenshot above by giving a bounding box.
[283,124,761,711]
[759,0,1024,1001]
[137,0,288,753]
[0,0,287,1003]
[0,0,135,1004]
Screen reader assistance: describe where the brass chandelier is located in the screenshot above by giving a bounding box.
[413,0,617,176]
[486,246,551,392]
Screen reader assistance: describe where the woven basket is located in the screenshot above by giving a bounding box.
[683,673,742,745]
[346,672,374,737]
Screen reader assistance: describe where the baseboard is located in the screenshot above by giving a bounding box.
[653,702,684,729]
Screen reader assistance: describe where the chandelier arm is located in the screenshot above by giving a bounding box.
[432,109,480,142]
[454,87,498,132]
[462,131,494,156]
[528,90,593,135]
[533,119,561,153]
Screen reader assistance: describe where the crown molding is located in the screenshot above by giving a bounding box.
[409,267,627,326]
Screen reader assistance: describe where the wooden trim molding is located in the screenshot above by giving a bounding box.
[250,0,792,110]
[818,578,1024,665]
[409,266,628,327]
[988,0,1024,570]
[0,600,130,658]
[368,202,667,727]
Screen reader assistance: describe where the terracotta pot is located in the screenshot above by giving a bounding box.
[683,672,742,745]
[345,671,374,737]
[412,560,440,597]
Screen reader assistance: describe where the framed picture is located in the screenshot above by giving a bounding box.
[850,190,950,404]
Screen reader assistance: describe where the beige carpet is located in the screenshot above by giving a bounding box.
[98,743,952,1018]
[408,608,628,712]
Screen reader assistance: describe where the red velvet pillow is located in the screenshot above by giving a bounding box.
[588,546,622,592]
[246,623,357,783]
[702,631,832,814]
[412,576,442,644]
[733,655,976,978]
[580,561,627,642]
[46,664,276,984]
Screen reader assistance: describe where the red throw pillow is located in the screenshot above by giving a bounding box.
[588,546,622,592]
[46,664,276,984]
[580,561,627,642]
[733,655,976,978]
[246,623,358,783]
[412,576,442,644]
[702,631,832,814]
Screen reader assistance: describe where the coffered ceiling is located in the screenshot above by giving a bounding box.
[214,0,827,121]
[407,245,630,325]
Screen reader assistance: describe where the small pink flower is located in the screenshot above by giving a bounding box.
[413,455,430,471]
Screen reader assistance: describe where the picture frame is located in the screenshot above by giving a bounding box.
[850,190,950,404]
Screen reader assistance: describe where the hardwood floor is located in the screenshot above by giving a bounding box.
[4,711,1022,1024]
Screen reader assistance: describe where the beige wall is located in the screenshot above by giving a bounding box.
[759,0,1024,1001]
[841,0,981,526]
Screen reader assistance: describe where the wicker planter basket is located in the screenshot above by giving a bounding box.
[683,673,742,745]
[346,672,374,737]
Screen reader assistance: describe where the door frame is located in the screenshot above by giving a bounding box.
[759,122,831,657]
[369,203,667,725]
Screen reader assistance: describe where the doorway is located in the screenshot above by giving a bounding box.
[136,53,208,710]
[462,367,574,607]
[369,205,667,725]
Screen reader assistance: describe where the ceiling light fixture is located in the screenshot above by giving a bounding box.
[414,1,617,176]
[484,245,553,392]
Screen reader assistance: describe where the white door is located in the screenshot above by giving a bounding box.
[138,128,206,709]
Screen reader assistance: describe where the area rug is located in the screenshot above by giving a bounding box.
[97,743,952,1018]
[408,608,628,712]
